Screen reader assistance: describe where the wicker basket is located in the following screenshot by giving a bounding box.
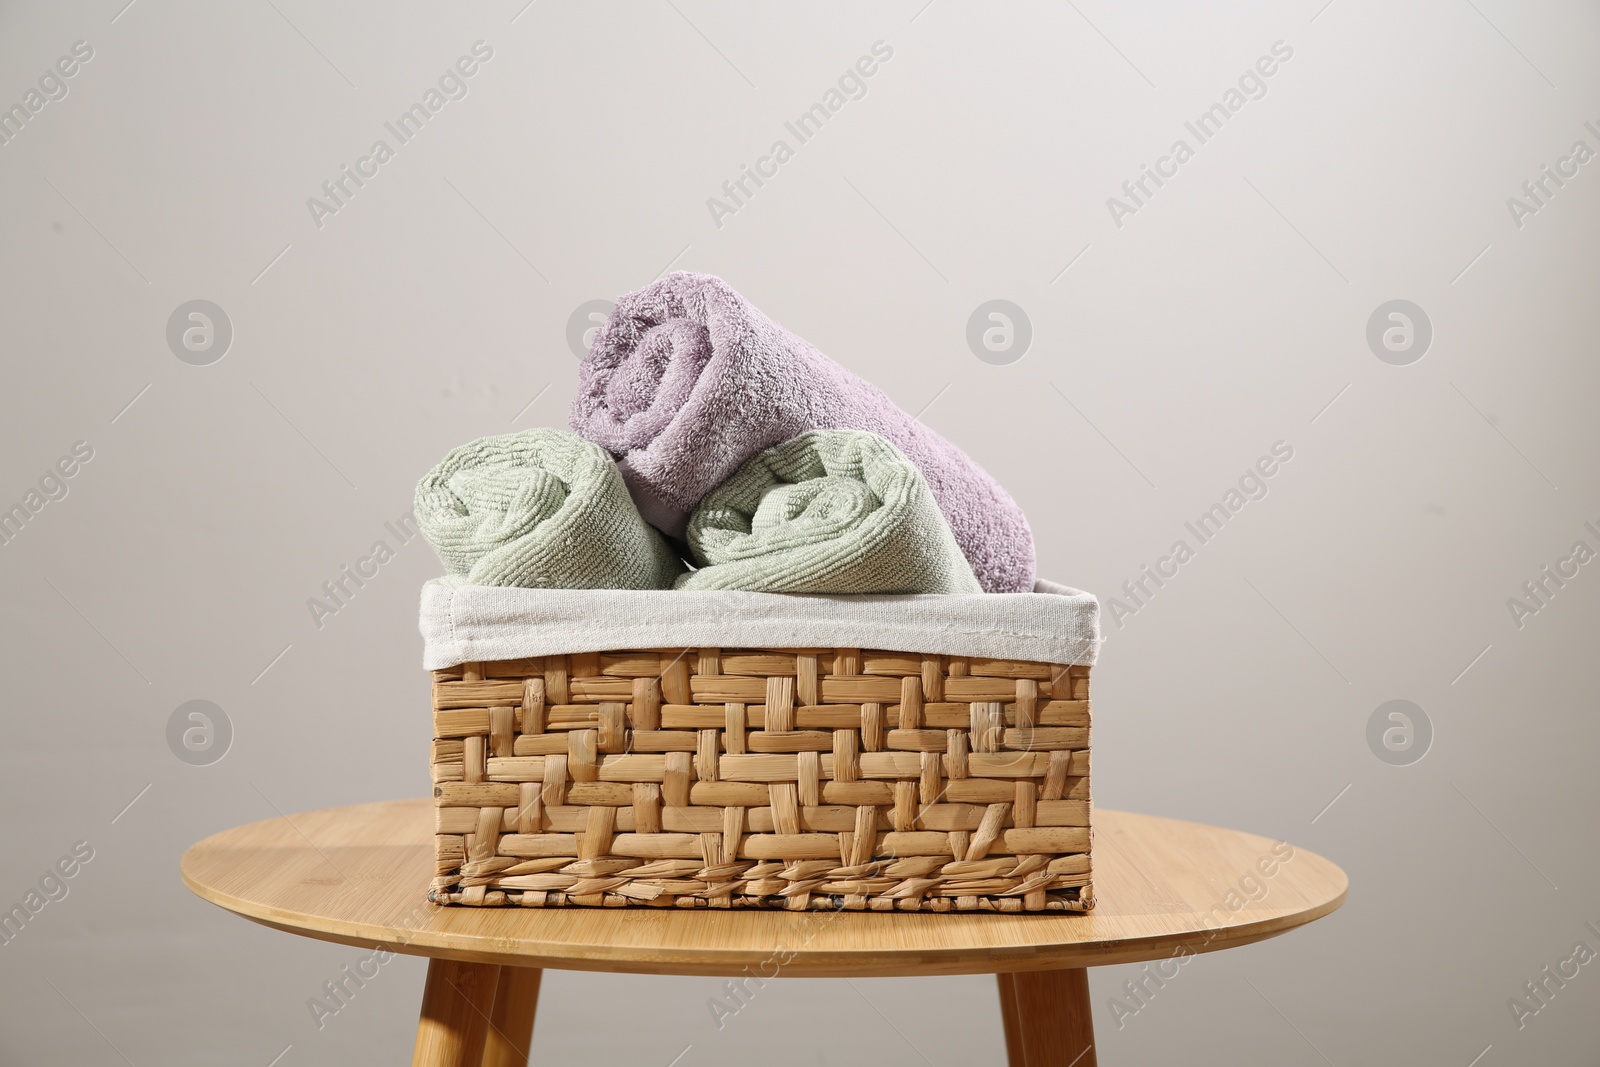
[429,647,1091,912]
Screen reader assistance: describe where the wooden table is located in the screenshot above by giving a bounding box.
[181,799,1345,1066]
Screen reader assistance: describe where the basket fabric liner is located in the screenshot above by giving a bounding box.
[419,579,1100,671]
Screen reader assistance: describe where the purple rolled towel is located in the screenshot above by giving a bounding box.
[570,272,1036,593]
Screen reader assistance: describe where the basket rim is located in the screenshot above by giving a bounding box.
[420,578,1101,671]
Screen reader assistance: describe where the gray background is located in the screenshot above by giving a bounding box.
[2,1,1597,1064]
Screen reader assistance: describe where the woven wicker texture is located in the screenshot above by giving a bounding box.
[430,648,1091,912]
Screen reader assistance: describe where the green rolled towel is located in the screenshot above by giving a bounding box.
[416,429,684,589]
[677,429,982,594]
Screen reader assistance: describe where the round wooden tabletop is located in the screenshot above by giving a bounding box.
[181,799,1346,978]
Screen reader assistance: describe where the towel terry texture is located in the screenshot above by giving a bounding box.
[569,271,1037,594]
[677,429,980,595]
[415,428,684,589]
[418,578,1100,671]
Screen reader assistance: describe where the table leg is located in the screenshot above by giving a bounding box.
[480,966,542,1067]
[997,972,1028,1067]
[412,959,501,1067]
[996,968,1097,1067]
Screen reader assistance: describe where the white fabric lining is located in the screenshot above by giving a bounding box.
[419,579,1100,670]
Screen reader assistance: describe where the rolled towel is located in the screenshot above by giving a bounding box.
[570,272,1036,593]
[676,429,982,595]
[416,428,684,589]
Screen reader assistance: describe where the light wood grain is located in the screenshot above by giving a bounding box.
[481,966,540,1067]
[411,958,498,1067]
[999,968,1097,1066]
[997,973,1028,1067]
[181,799,1346,978]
